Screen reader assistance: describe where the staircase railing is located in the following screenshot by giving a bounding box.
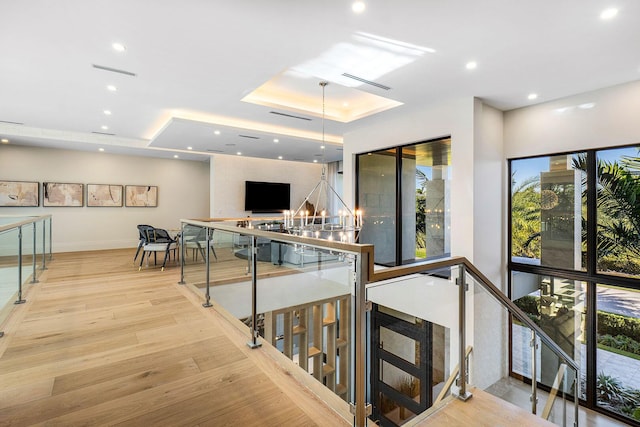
[179,218,580,427]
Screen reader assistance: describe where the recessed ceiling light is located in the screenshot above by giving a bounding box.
[187,146,193,150]
[352,1,366,13]
[527,93,538,100]
[214,130,221,135]
[98,148,105,152]
[278,156,283,160]
[173,154,179,159]
[101,125,109,130]
[103,110,112,115]
[1,138,9,143]
[579,103,595,109]
[343,102,349,107]
[321,145,325,149]
[273,138,279,143]
[313,159,318,163]
[600,8,618,20]
[237,152,242,156]
[112,42,126,52]
[106,85,117,92]
[466,61,478,70]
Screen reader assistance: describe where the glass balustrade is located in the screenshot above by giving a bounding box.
[180,219,581,427]
[0,215,52,330]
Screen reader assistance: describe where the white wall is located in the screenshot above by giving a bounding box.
[210,154,322,218]
[0,145,210,252]
[504,79,640,158]
[343,96,507,390]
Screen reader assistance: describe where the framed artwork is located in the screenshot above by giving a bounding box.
[43,182,84,207]
[0,180,39,207]
[125,185,158,207]
[87,184,123,207]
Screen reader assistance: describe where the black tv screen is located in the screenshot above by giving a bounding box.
[244,181,290,213]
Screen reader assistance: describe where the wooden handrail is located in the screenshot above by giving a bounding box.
[0,215,51,233]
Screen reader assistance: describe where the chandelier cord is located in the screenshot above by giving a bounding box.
[320,81,328,177]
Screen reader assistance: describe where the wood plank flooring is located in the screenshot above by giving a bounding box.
[0,249,349,426]
[410,388,557,427]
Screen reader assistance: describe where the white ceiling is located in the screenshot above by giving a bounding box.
[1,1,639,163]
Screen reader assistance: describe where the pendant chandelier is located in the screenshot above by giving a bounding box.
[283,82,362,243]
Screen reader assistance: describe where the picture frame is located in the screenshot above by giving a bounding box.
[125,185,158,207]
[42,182,84,207]
[0,180,39,207]
[87,184,123,207]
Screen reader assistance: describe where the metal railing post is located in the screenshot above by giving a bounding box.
[31,222,38,283]
[247,235,261,349]
[456,264,472,401]
[15,226,26,305]
[531,330,538,414]
[49,217,53,260]
[351,252,370,426]
[573,376,578,427]
[41,220,47,270]
[202,227,212,308]
[178,222,185,285]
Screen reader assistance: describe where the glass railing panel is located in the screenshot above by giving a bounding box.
[181,223,211,286]
[19,223,35,285]
[511,270,587,400]
[252,237,356,402]
[470,271,579,426]
[366,265,462,424]
[538,338,579,426]
[33,219,44,270]
[181,221,361,406]
[0,228,20,325]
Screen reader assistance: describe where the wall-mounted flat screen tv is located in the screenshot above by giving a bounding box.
[244,181,290,213]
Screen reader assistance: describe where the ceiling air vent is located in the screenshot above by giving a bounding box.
[207,149,224,153]
[92,64,137,77]
[341,73,390,90]
[238,134,259,139]
[270,111,312,121]
[0,120,24,125]
[91,131,115,136]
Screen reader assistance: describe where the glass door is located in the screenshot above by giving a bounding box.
[356,137,451,266]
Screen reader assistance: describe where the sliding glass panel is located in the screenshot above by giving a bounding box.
[511,154,587,270]
[357,149,397,265]
[596,284,640,422]
[595,146,640,278]
[401,139,451,263]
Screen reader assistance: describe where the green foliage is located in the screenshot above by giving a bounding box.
[574,152,640,275]
[511,175,541,258]
[596,372,640,420]
[416,187,426,250]
[597,311,640,343]
[597,372,625,404]
[514,295,540,317]
[598,256,640,275]
[597,334,640,356]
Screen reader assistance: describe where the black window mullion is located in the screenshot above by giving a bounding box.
[396,148,403,266]
[586,150,597,276]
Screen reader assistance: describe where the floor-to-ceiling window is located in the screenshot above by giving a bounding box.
[356,137,451,266]
[509,145,640,424]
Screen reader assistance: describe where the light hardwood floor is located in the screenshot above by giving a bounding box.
[0,249,349,426]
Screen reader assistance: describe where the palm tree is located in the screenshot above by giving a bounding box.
[573,152,640,265]
[511,173,541,258]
